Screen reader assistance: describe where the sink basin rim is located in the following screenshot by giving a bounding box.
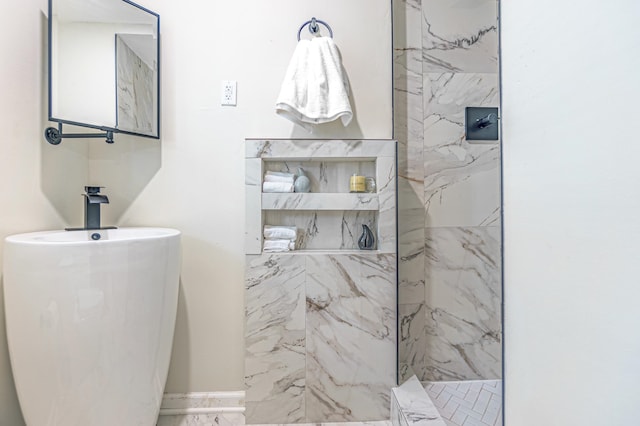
[5,227,181,245]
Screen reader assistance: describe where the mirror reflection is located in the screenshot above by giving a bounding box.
[49,0,159,138]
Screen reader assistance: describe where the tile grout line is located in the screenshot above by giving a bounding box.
[424,380,502,426]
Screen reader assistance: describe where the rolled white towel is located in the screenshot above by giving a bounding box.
[263,239,296,252]
[266,171,294,177]
[264,174,295,183]
[264,225,297,240]
[263,182,294,193]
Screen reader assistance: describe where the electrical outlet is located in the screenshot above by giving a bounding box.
[221,80,237,106]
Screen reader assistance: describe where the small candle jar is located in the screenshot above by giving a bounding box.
[349,174,366,193]
[365,177,376,193]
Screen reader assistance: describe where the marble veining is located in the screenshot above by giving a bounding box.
[391,376,446,426]
[250,422,391,426]
[245,139,396,255]
[398,304,427,380]
[263,211,378,251]
[394,47,424,192]
[245,255,306,424]
[397,197,425,304]
[160,392,245,411]
[423,227,501,381]
[374,156,397,253]
[396,32,427,372]
[392,398,410,426]
[245,159,264,254]
[159,418,393,426]
[263,161,376,193]
[422,0,498,73]
[393,0,422,50]
[423,73,500,228]
[423,74,498,121]
[262,193,379,211]
[157,413,245,426]
[246,140,395,159]
[394,0,502,385]
[116,34,155,135]
[245,140,397,423]
[244,253,397,424]
[306,255,396,422]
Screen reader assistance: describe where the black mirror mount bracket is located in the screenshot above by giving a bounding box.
[44,122,116,145]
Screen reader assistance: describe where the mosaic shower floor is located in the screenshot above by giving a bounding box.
[423,380,502,426]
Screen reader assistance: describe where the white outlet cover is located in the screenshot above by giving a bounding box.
[221,80,237,106]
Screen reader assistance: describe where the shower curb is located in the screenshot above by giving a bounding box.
[391,376,447,426]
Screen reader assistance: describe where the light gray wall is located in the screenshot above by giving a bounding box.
[0,1,89,424]
[0,0,391,423]
[91,0,392,394]
[502,0,640,424]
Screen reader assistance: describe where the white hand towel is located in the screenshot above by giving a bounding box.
[264,225,297,240]
[275,36,352,131]
[263,182,294,193]
[263,239,296,252]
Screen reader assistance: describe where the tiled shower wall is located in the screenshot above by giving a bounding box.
[394,0,502,381]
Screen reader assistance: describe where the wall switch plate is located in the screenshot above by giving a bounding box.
[221,80,237,106]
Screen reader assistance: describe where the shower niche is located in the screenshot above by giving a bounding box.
[244,139,397,423]
[245,140,395,253]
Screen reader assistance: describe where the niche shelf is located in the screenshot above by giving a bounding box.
[245,139,396,254]
[262,193,379,211]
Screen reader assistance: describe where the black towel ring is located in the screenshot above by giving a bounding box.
[297,17,333,41]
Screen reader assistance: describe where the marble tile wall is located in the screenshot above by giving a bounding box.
[423,228,501,380]
[116,34,156,135]
[245,140,397,424]
[245,253,396,424]
[245,255,306,424]
[394,0,427,381]
[306,254,396,422]
[395,0,502,382]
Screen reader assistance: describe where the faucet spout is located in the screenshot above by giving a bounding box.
[85,194,109,204]
[83,186,109,230]
[64,186,116,232]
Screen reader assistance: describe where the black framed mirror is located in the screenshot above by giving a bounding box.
[47,0,159,144]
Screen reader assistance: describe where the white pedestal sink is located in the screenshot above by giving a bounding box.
[3,227,181,426]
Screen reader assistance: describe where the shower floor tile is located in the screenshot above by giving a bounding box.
[423,381,502,426]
